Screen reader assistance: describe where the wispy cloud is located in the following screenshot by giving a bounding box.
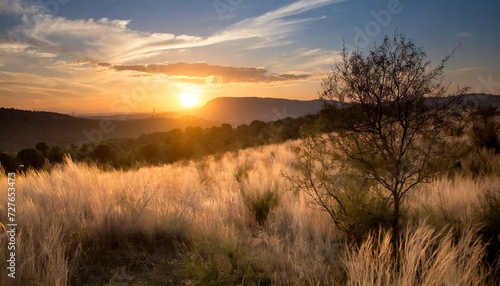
[2,0,344,64]
[0,42,56,58]
[456,32,471,38]
[6,15,204,63]
[208,0,343,46]
[447,66,485,73]
[0,0,42,15]
[268,48,342,73]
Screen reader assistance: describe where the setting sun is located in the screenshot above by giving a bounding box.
[179,92,200,108]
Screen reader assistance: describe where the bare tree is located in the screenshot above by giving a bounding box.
[291,34,467,254]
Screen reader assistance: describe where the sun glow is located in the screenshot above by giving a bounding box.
[179,91,200,108]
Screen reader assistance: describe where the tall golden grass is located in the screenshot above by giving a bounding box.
[343,225,490,285]
[0,141,498,285]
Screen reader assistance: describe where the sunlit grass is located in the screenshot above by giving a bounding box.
[0,141,498,285]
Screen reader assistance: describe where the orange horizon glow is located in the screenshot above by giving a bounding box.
[178,91,201,108]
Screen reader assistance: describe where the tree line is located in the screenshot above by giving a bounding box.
[0,116,317,173]
[1,102,497,176]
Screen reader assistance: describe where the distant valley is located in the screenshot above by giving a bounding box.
[0,97,323,152]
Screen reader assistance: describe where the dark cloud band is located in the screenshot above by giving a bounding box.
[110,62,310,83]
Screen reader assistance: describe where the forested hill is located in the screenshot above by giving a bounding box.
[0,108,213,152]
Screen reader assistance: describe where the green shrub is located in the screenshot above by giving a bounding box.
[242,189,279,226]
[183,240,271,286]
[336,178,393,245]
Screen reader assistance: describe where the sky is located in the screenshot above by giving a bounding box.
[0,0,499,113]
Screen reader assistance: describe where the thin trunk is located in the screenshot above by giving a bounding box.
[392,195,400,267]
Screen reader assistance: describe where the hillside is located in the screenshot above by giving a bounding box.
[152,94,500,123]
[175,97,323,124]
[456,93,500,108]
[78,94,500,123]
[1,142,498,284]
[0,108,213,152]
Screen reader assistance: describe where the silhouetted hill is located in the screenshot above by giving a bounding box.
[164,94,500,124]
[161,97,323,124]
[455,93,500,108]
[0,108,213,152]
[76,97,323,124]
[80,112,158,121]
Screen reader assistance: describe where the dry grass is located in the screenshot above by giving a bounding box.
[409,175,500,229]
[0,141,498,285]
[343,224,490,286]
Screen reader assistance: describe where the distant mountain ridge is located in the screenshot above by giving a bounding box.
[81,94,500,123]
[455,93,500,108]
[161,97,323,124]
[79,97,323,124]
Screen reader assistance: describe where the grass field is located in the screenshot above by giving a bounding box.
[1,141,499,285]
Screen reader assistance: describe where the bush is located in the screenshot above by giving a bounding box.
[459,148,500,177]
[469,107,500,153]
[0,152,19,173]
[47,145,64,164]
[337,185,393,245]
[139,142,164,164]
[35,142,50,156]
[90,144,117,164]
[242,189,279,226]
[17,148,45,169]
[183,239,271,285]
